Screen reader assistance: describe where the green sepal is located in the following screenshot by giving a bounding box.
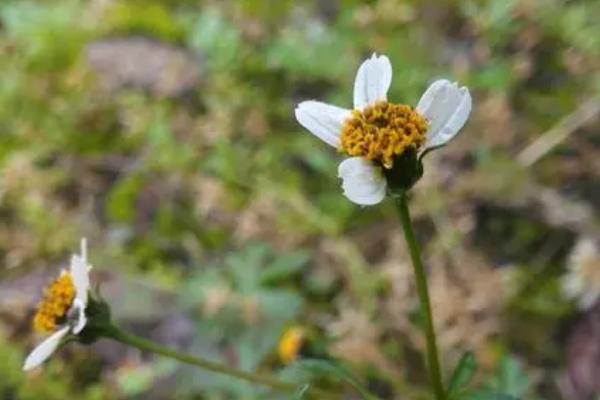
[77,294,113,345]
[383,149,424,195]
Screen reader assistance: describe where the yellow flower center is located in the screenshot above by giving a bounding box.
[340,101,428,168]
[33,272,76,333]
[278,326,305,364]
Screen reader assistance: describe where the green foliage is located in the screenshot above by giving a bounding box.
[187,7,243,70]
[102,1,185,41]
[448,352,478,399]
[266,21,354,81]
[175,244,306,397]
[292,384,311,400]
[106,173,147,222]
[483,356,530,398]
[1,0,89,72]
[115,360,176,397]
[458,355,532,400]
[281,358,377,400]
[0,334,105,399]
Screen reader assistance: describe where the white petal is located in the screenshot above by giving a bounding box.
[338,157,386,206]
[71,299,88,335]
[23,327,69,371]
[416,80,472,150]
[70,238,90,307]
[295,101,351,147]
[353,53,392,109]
[415,80,447,116]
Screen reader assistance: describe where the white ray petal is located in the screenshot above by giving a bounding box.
[353,53,392,109]
[23,327,69,371]
[70,238,90,307]
[416,80,472,150]
[295,101,351,147]
[338,157,386,206]
[71,299,88,335]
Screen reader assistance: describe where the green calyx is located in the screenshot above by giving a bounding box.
[383,149,424,196]
[77,294,113,345]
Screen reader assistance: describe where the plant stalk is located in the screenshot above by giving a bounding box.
[103,324,302,394]
[394,192,446,400]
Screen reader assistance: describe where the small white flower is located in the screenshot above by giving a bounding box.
[23,238,92,371]
[563,237,600,310]
[295,53,472,205]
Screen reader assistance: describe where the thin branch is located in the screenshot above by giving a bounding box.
[517,98,600,167]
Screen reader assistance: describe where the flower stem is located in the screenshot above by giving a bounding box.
[102,324,337,399]
[394,192,446,400]
[104,325,293,392]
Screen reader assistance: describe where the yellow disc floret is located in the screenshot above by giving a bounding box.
[33,272,76,333]
[340,101,428,168]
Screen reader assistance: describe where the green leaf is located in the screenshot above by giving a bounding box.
[106,173,145,222]
[448,351,478,398]
[187,7,242,69]
[283,359,375,399]
[259,250,310,285]
[293,384,311,400]
[102,1,184,41]
[460,355,529,400]
[487,356,529,397]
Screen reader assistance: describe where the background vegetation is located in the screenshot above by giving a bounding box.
[1,0,599,398]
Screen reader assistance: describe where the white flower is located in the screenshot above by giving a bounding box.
[295,53,472,205]
[23,238,92,371]
[563,237,600,310]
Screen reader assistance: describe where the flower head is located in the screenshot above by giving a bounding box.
[295,53,471,205]
[23,238,91,371]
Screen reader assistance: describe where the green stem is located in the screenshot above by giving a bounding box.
[103,324,301,395]
[394,192,446,400]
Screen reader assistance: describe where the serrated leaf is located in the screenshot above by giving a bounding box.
[448,351,478,398]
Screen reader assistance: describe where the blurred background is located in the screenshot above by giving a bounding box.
[0,0,599,399]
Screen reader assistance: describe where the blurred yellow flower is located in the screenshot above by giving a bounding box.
[278,326,305,364]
